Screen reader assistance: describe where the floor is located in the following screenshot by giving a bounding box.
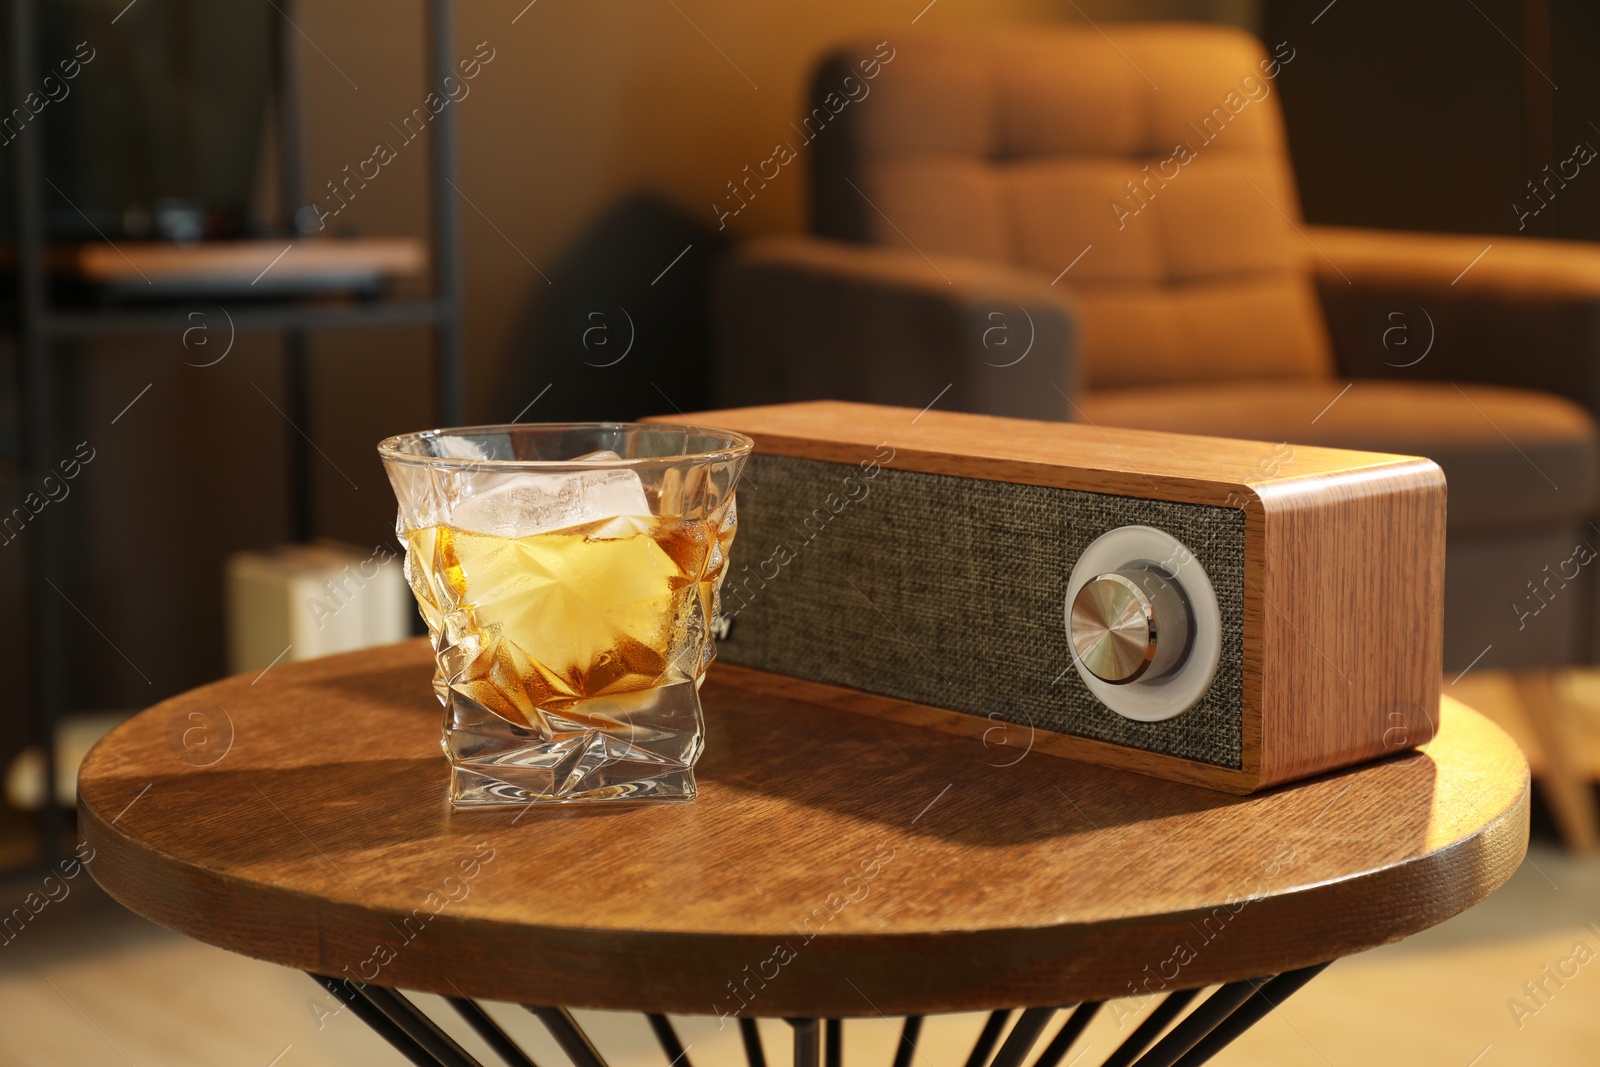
[0,844,1594,1067]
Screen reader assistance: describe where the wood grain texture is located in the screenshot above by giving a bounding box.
[651,401,1447,792]
[78,641,1526,1016]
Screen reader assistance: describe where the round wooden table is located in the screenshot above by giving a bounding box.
[79,640,1529,1067]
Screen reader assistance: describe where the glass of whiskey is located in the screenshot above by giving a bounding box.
[378,423,752,807]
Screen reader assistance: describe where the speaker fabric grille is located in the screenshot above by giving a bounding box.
[718,454,1247,768]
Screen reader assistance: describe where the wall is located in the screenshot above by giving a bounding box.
[1265,0,1600,240]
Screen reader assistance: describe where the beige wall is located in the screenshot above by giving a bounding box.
[295,0,1257,422]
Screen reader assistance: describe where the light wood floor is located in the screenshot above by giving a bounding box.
[0,843,1594,1066]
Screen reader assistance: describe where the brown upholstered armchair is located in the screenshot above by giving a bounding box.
[713,25,1600,841]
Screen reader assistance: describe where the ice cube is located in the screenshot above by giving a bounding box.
[433,435,491,461]
[450,455,651,539]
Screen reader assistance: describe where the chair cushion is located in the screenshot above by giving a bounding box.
[1069,275,1332,390]
[1077,380,1600,532]
[811,27,1334,390]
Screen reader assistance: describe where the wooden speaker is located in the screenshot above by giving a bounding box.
[650,401,1445,792]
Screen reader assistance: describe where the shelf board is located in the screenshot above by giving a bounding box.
[48,236,425,285]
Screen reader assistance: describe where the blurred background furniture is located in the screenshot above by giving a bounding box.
[77,640,1529,1067]
[2,0,461,869]
[713,25,1600,849]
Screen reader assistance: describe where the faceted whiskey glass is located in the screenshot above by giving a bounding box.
[378,423,752,807]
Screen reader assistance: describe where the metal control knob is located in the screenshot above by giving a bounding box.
[1069,567,1193,685]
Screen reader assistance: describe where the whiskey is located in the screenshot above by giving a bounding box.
[403,513,732,728]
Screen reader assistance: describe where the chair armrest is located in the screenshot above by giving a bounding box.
[711,236,1080,421]
[1307,225,1600,413]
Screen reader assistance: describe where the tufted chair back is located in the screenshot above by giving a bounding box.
[807,26,1334,391]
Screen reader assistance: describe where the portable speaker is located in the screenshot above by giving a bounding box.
[650,401,1445,792]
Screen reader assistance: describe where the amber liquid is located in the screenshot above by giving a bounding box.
[404,514,730,728]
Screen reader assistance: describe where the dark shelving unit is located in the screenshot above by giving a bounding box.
[4,0,464,864]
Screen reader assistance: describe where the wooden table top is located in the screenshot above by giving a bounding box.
[78,640,1529,1017]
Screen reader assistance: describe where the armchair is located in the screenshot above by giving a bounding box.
[711,25,1600,845]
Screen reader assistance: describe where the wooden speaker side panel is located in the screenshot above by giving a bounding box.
[1253,459,1447,788]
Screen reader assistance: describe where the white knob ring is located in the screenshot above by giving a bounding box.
[1065,525,1223,722]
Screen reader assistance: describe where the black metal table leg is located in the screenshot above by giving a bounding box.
[312,975,446,1067]
[1034,1002,1100,1067]
[447,997,543,1067]
[363,986,488,1067]
[1168,964,1329,1067]
[307,960,1334,1067]
[892,1016,924,1067]
[1128,978,1270,1067]
[527,1006,609,1067]
[965,1009,1014,1067]
[989,1006,1059,1067]
[1100,989,1199,1067]
[788,1017,821,1067]
[738,1016,767,1067]
[648,1013,694,1066]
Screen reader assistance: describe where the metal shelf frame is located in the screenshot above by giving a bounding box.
[4,0,464,864]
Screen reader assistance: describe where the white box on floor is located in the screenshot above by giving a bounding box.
[226,541,410,673]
